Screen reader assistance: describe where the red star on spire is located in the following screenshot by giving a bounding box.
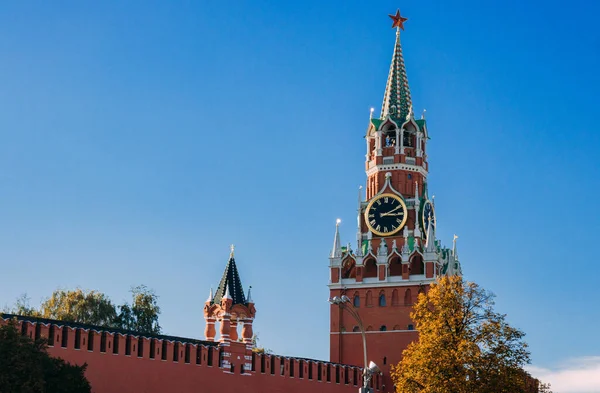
[389,9,408,30]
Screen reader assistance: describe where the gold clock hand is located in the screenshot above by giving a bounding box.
[381,205,402,216]
[380,210,404,217]
[384,212,405,217]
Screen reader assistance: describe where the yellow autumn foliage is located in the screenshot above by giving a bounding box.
[391,276,541,393]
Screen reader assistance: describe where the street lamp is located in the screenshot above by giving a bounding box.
[329,295,380,393]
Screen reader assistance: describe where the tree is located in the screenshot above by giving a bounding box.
[538,382,553,393]
[38,289,118,327]
[6,294,40,317]
[0,320,91,393]
[7,285,162,334]
[114,285,161,334]
[391,276,534,393]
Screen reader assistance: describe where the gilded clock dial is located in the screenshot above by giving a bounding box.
[364,193,408,237]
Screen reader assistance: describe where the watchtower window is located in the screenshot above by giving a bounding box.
[410,255,425,275]
[342,259,356,279]
[365,291,373,307]
[364,259,377,278]
[389,257,402,276]
[353,294,360,307]
[379,293,386,307]
[403,131,414,147]
[384,131,396,147]
[404,289,412,306]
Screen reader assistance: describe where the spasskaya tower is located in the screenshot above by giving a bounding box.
[328,10,462,392]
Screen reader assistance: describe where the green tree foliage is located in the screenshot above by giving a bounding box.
[7,294,40,317]
[8,286,161,334]
[0,320,91,393]
[114,285,161,334]
[391,276,541,393]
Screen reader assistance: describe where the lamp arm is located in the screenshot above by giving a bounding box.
[340,304,369,388]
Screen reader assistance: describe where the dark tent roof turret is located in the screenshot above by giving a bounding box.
[211,246,247,306]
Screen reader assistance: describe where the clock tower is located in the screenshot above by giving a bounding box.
[328,10,462,392]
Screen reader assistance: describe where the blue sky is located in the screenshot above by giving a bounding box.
[1,1,599,390]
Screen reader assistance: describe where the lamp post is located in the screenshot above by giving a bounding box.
[329,295,380,393]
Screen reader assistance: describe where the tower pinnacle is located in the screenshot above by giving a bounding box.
[331,219,342,258]
[381,10,412,122]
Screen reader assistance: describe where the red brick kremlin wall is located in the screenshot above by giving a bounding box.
[2,315,382,393]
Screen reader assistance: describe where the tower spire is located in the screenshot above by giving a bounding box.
[452,234,459,259]
[212,247,247,306]
[331,219,342,258]
[381,10,412,122]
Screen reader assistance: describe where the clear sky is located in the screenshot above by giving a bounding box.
[1,1,599,391]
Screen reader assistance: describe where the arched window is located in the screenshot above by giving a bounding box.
[410,254,424,275]
[388,257,402,276]
[364,259,377,278]
[384,130,396,147]
[365,291,373,307]
[404,289,412,306]
[353,293,360,308]
[381,122,397,148]
[402,131,413,148]
[352,326,360,333]
[380,325,387,331]
[378,292,386,307]
[391,289,399,306]
[366,326,373,332]
[342,258,356,279]
[393,325,401,330]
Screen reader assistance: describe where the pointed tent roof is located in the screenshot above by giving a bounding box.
[331,219,342,258]
[211,247,247,306]
[380,25,412,123]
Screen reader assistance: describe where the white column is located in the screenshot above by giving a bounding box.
[416,132,423,157]
[399,128,405,155]
[376,131,383,156]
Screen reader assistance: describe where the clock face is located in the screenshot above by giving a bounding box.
[421,199,435,237]
[364,193,408,237]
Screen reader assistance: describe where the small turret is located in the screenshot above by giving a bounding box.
[331,219,342,258]
[204,246,256,344]
[246,286,253,304]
